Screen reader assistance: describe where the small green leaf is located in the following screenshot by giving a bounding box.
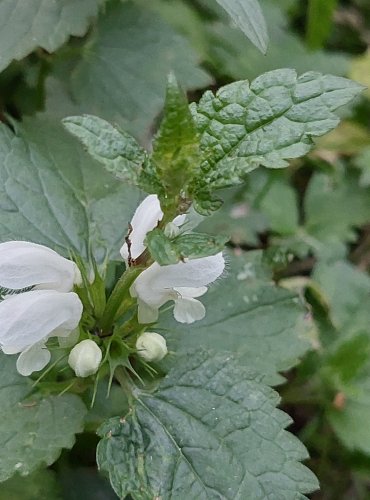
[0,0,104,73]
[152,74,201,202]
[215,0,269,53]
[63,115,146,185]
[190,69,364,211]
[0,355,86,482]
[146,229,228,266]
[306,0,338,50]
[97,351,318,499]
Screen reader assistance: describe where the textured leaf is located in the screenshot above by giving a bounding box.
[97,351,318,499]
[63,115,146,185]
[190,69,363,208]
[0,355,86,482]
[0,0,104,73]
[0,470,61,500]
[146,229,228,266]
[152,74,201,199]
[157,252,315,384]
[0,117,141,261]
[215,0,268,53]
[48,0,212,142]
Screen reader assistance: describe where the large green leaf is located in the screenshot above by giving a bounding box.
[313,261,370,454]
[215,0,268,53]
[47,0,212,142]
[97,352,318,499]
[0,470,61,500]
[0,0,104,73]
[190,69,363,200]
[202,0,348,81]
[0,117,141,261]
[0,355,86,482]
[157,252,315,384]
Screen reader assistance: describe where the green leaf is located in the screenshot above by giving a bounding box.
[48,0,212,142]
[306,0,338,50]
[97,352,318,499]
[190,69,363,209]
[157,252,315,384]
[152,74,201,200]
[146,229,228,266]
[0,470,61,500]
[313,262,370,454]
[215,0,269,53]
[0,0,104,73]
[62,115,146,185]
[0,355,86,482]
[204,0,349,81]
[0,117,141,261]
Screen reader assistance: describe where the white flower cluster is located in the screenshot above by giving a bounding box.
[0,242,83,376]
[121,195,225,324]
[0,195,224,376]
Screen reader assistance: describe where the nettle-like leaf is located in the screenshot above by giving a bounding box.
[146,229,228,266]
[215,0,269,53]
[0,117,141,261]
[151,74,201,201]
[63,115,147,185]
[97,351,318,499]
[0,355,86,482]
[190,69,363,212]
[0,0,105,73]
[313,261,370,454]
[50,0,212,142]
[157,252,315,385]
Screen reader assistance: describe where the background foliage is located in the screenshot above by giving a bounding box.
[0,0,370,498]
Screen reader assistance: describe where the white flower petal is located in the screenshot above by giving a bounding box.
[68,339,102,377]
[174,286,208,298]
[173,297,206,324]
[0,241,80,292]
[172,214,187,226]
[0,290,83,354]
[130,263,178,309]
[120,195,163,261]
[16,343,51,376]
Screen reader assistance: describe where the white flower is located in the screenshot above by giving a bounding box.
[0,290,83,376]
[68,339,102,377]
[130,253,225,324]
[120,195,187,262]
[136,332,168,362]
[0,241,81,292]
[120,195,163,261]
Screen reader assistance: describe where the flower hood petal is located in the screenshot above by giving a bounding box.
[0,241,81,292]
[0,290,83,354]
[120,195,163,261]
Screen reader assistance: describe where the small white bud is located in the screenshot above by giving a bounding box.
[68,339,102,377]
[164,222,180,239]
[136,332,168,362]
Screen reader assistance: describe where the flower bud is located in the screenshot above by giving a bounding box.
[136,332,168,362]
[68,339,102,377]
